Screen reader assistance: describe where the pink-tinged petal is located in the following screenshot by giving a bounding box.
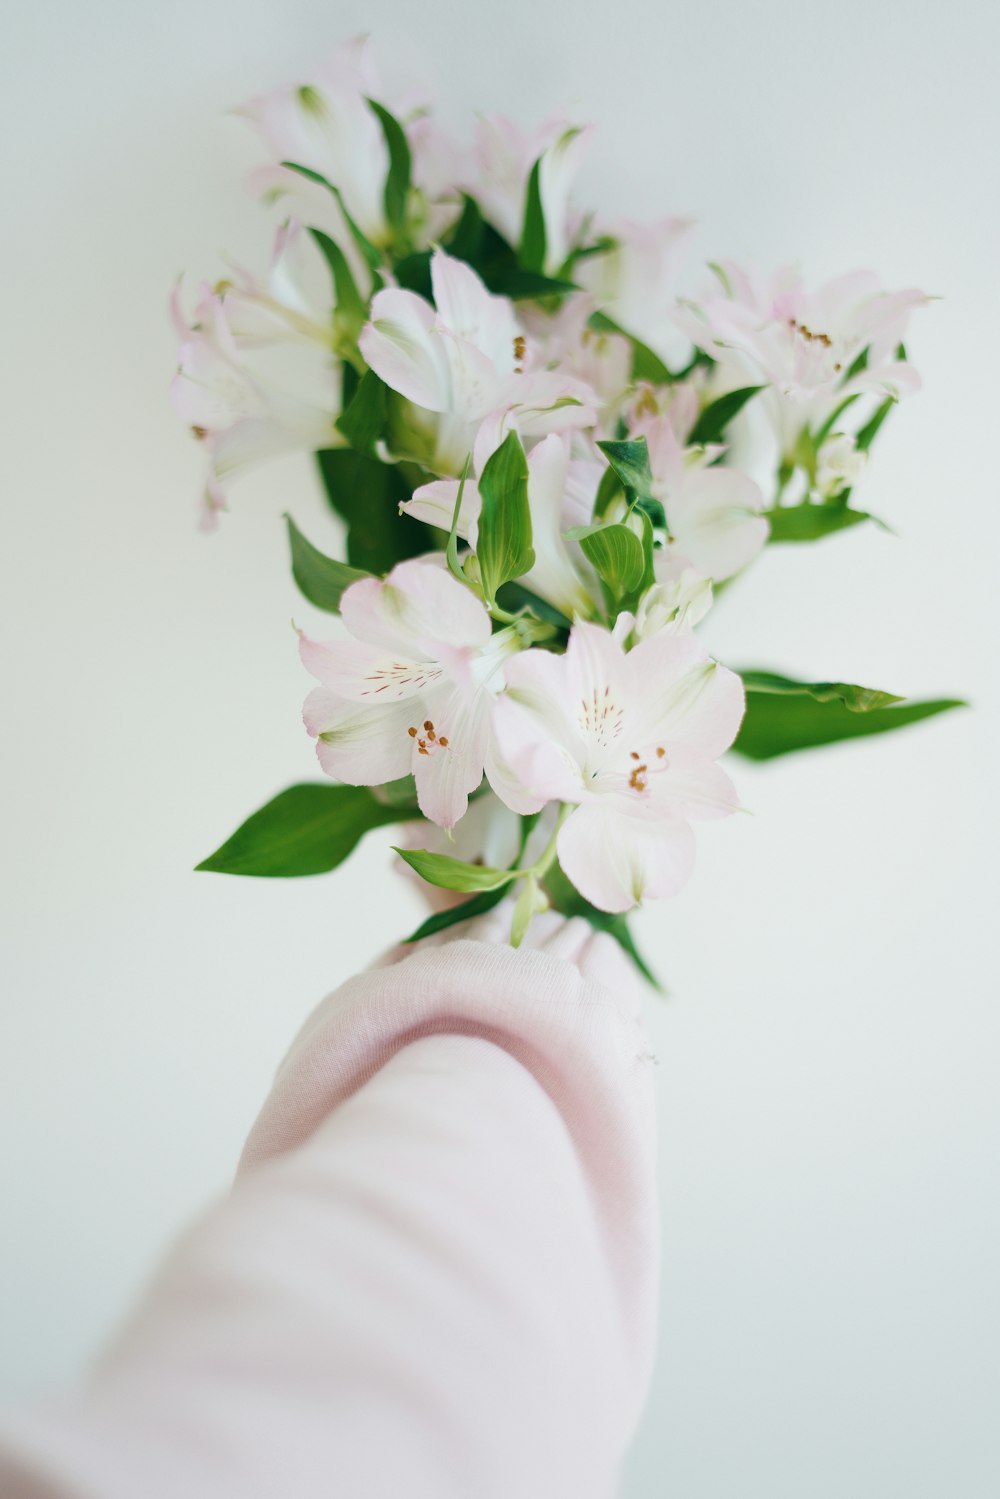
[438,330,510,422]
[557,803,696,913]
[649,745,741,821]
[360,288,453,412]
[627,637,745,758]
[413,687,490,830]
[666,468,768,581]
[341,560,492,657]
[304,688,414,786]
[489,694,583,809]
[300,633,442,702]
[502,647,590,768]
[430,250,518,372]
[562,621,630,709]
[402,478,482,542]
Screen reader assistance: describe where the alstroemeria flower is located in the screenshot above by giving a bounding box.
[402,430,602,618]
[577,216,695,367]
[518,293,633,435]
[613,572,714,644]
[239,36,394,248]
[171,221,340,525]
[680,263,927,456]
[488,623,744,912]
[632,414,768,582]
[301,560,517,830]
[470,115,594,275]
[359,250,596,473]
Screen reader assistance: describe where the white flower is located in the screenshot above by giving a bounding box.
[577,216,695,367]
[488,623,744,912]
[681,262,927,456]
[815,432,867,498]
[301,560,520,830]
[171,221,340,525]
[470,115,594,275]
[614,572,714,645]
[637,415,768,582]
[359,249,597,473]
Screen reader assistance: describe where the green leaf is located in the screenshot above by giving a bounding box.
[597,437,653,497]
[307,227,368,337]
[476,431,534,603]
[336,369,387,455]
[316,449,427,573]
[765,504,873,543]
[280,161,383,274]
[733,671,966,760]
[285,514,370,612]
[566,521,645,599]
[543,860,663,990]
[688,386,763,446]
[588,311,672,385]
[367,99,412,236]
[501,269,578,299]
[447,194,485,262]
[855,396,895,453]
[402,884,509,942]
[519,156,547,273]
[197,784,416,878]
[394,847,516,894]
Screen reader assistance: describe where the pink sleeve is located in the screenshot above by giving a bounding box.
[0,917,659,1499]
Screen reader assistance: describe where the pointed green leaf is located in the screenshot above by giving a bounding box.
[765,504,873,542]
[519,156,547,273]
[336,368,388,455]
[280,161,383,274]
[316,450,427,573]
[394,847,517,894]
[285,514,370,613]
[566,521,645,599]
[588,311,672,385]
[733,671,966,760]
[688,386,763,446]
[367,98,412,235]
[307,227,368,338]
[197,784,417,878]
[855,396,895,452]
[476,431,534,603]
[597,437,654,497]
[402,884,509,942]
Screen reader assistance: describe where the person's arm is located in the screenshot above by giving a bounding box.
[0,913,658,1499]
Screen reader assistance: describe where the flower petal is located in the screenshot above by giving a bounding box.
[557,803,696,913]
[341,561,492,656]
[360,288,453,412]
[304,688,414,786]
[413,686,490,830]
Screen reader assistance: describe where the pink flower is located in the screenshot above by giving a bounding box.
[301,560,517,830]
[489,622,744,912]
[171,222,339,525]
[470,116,594,275]
[359,250,596,473]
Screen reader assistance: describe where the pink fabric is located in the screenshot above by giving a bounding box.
[0,911,658,1498]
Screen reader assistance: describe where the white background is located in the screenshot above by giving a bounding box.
[2,1,998,1494]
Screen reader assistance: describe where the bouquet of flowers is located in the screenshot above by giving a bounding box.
[173,37,962,982]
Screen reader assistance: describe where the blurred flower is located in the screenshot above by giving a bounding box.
[470,115,594,275]
[170,221,340,526]
[576,216,695,367]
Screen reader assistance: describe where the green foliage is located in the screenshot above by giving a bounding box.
[336,369,388,455]
[197,784,417,878]
[285,514,371,612]
[393,847,516,894]
[402,885,509,942]
[366,99,411,237]
[476,432,535,603]
[316,449,428,573]
[588,311,672,384]
[307,227,368,339]
[280,161,383,274]
[519,156,547,273]
[688,386,763,446]
[566,521,646,601]
[597,437,654,498]
[733,671,966,760]
[765,504,873,542]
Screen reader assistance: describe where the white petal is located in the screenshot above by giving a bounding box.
[360,288,453,412]
[649,744,741,821]
[341,561,492,656]
[414,687,490,830]
[402,478,482,541]
[430,250,518,371]
[625,637,745,758]
[304,687,415,786]
[557,803,696,913]
[300,634,443,703]
[489,694,583,810]
[666,468,768,581]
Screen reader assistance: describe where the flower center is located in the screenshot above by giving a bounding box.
[408,719,451,757]
[626,745,668,795]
